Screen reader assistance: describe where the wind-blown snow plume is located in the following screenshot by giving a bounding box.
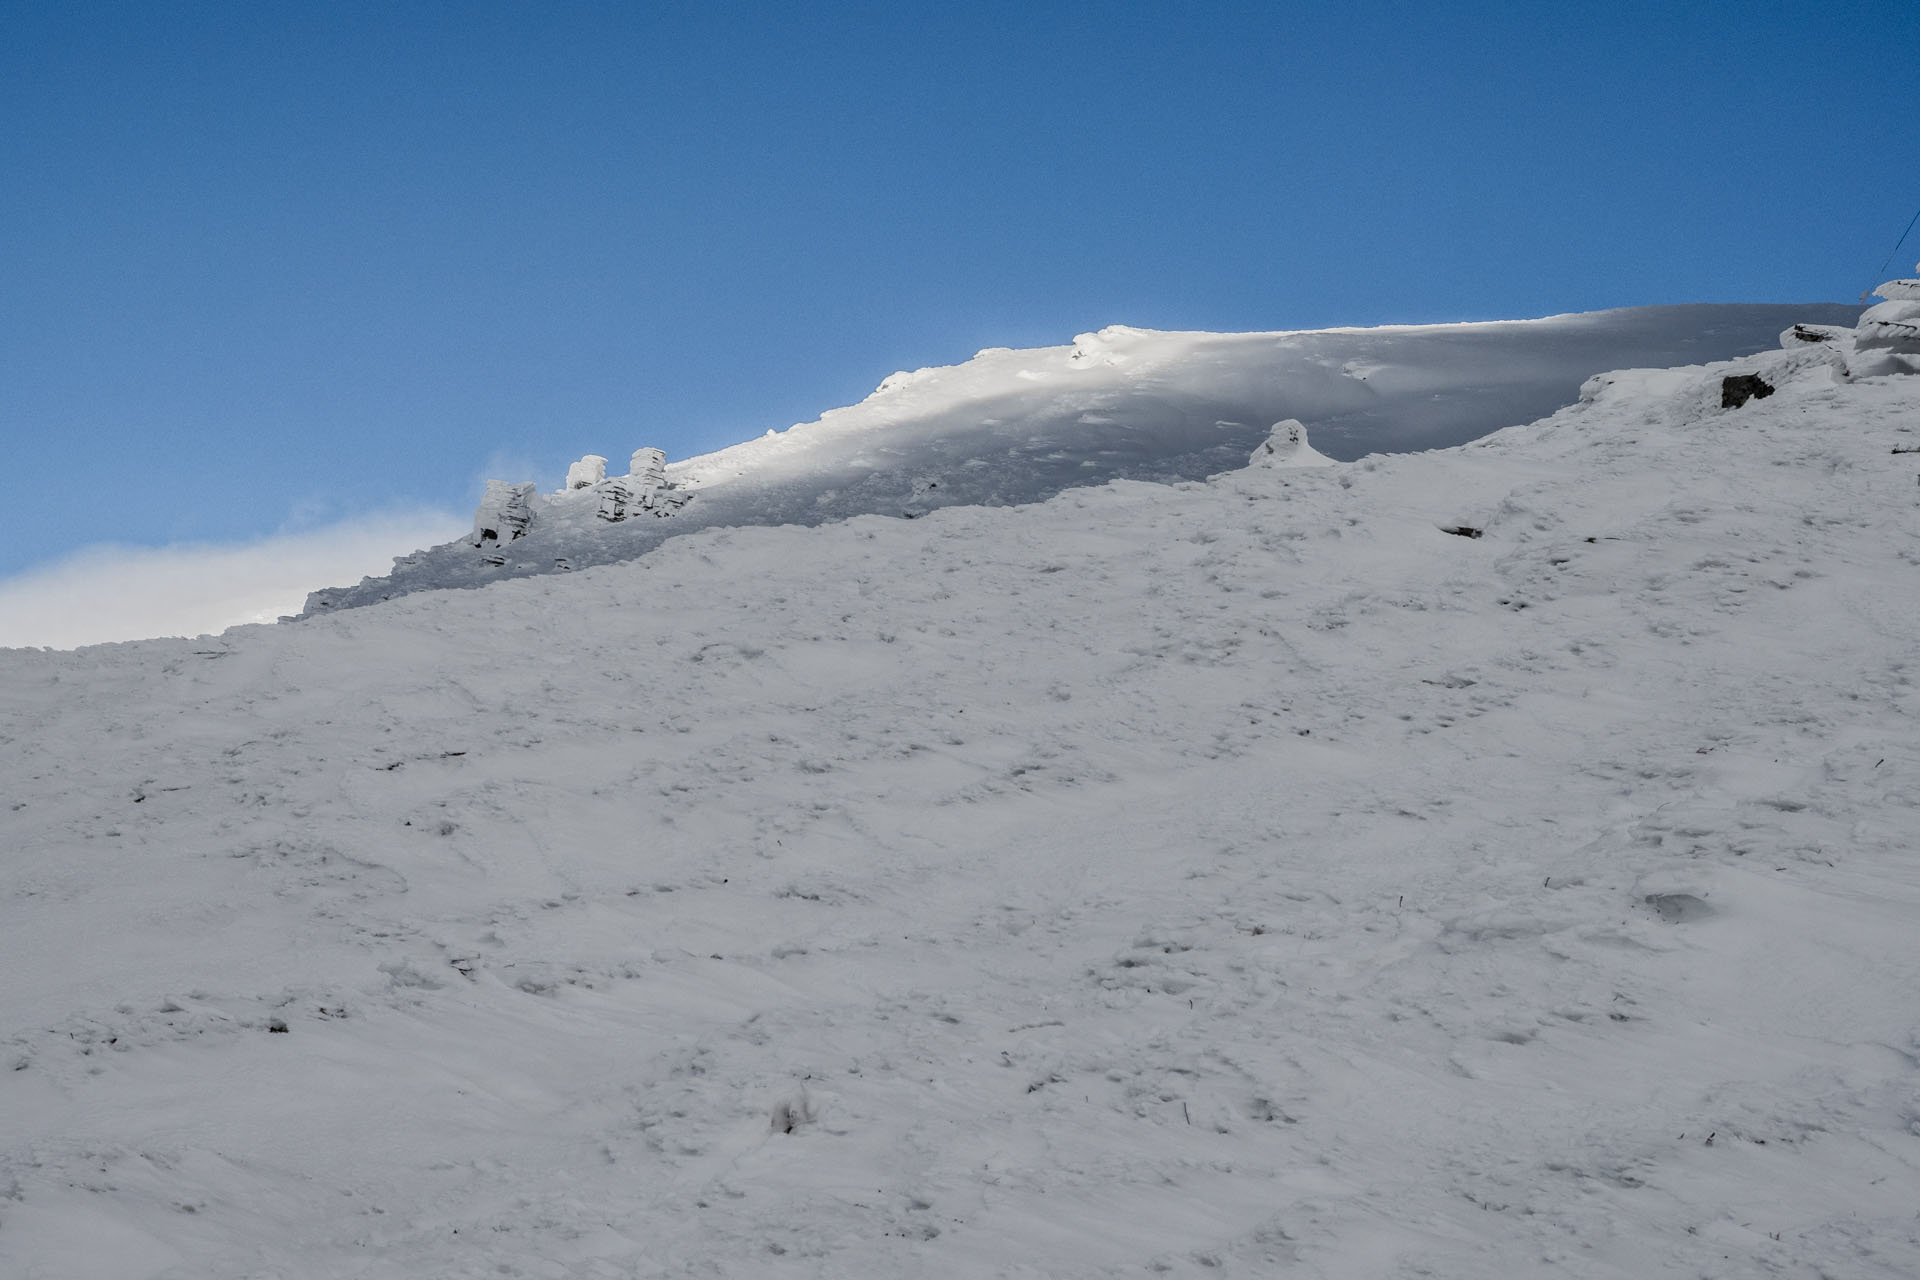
[0,510,464,649]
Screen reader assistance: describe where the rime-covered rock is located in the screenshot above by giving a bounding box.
[1247,419,1333,468]
[630,448,667,486]
[1781,323,1848,346]
[1853,265,1920,377]
[595,478,638,523]
[565,455,608,490]
[597,448,691,522]
[469,481,536,551]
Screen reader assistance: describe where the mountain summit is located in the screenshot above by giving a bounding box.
[300,303,1855,616]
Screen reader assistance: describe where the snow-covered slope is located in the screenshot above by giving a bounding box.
[5,331,1917,1278]
[301,303,1857,616]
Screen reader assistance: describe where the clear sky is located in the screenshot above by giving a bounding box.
[2,1,1916,631]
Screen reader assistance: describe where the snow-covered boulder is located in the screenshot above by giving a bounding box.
[1246,418,1334,468]
[1853,266,1920,377]
[564,455,608,490]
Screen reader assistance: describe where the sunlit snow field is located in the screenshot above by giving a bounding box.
[3,326,1918,1278]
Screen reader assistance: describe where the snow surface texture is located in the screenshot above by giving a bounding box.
[4,333,1918,1278]
[301,303,1856,616]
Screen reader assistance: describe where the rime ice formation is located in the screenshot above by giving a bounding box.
[597,447,685,523]
[630,446,667,486]
[1853,263,1920,377]
[1768,266,1920,381]
[1247,418,1333,468]
[457,450,694,569]
[468,480,537,558]
[299,303,1857,617]
[563,454,607,490]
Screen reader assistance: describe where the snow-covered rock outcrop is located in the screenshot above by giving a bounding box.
[468,480,537,559]
[1747,266,1920,383]
[1853,263,1920,377]
[593,447,689,523]
[1571,278,1920,428]
[452,446,694,570]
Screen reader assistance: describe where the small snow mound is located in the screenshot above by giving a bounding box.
[1580,368,1685,405]
[1247,419,1334,469]
[874,367,941,396]
[1068,325,1151,367]
[770,1087,818,1134]
[1633,869,1721,924]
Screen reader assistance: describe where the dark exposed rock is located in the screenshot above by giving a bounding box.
[1720,374,1774,409]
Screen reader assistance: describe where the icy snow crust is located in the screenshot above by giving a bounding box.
[301,303,1856,615]
[6,344,1920,1278]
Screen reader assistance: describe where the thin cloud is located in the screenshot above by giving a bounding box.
[0,509,467,650]
[473,449,550,499]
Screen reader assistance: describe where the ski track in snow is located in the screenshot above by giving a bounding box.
[3,356,1919,1277]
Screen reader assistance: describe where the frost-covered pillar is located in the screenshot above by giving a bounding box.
[469,480,537,547]
[596,477,635,522]
[565,455,608,490]
[630,447,667,487]
[1854,266,1920,377]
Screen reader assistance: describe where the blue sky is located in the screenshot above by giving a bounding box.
[2,1,1916,605]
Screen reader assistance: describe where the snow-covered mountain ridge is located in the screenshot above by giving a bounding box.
[300,303,1856,616]
[4,307,1918,1276]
